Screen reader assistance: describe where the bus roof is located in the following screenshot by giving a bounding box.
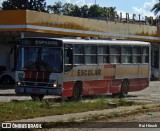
[21,37,150,46]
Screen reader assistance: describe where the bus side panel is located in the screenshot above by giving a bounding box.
[62,82,75,97]
[115,64,149,92]
[108,79,121,93]
[129,78,149,92]
[83,80,109,95]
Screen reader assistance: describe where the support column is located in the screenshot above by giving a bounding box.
[158,44,160,80]
[20,32,24,38]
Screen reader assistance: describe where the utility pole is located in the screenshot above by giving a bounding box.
[95,0,96,5]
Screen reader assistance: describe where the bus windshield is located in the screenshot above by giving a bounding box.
[17,47,63,73]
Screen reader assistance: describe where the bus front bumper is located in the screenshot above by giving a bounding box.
[15,86,62,96]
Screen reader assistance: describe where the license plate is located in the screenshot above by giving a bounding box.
[32,88,40,93]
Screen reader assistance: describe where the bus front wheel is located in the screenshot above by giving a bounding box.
[31,94,44,101]
[120,79,129,97]
[0,76,15,85]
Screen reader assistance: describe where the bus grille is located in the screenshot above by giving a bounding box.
[24,81,48,87]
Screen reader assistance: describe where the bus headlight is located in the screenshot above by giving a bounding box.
[53,83,58,88]
[17,82,22,85]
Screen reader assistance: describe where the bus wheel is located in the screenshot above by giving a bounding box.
[72,83,82,101]
[31,94,44,101]
[120,79,129,97]
[1,76,15,85]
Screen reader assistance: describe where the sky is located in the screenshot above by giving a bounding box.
[45,0,159,18]
[0,0,159,18]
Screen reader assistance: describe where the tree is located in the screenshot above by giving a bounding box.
[2,0,47,12]
[62,3,75,16]
[107,7,117,20]
[151,0,160,15]
[81,5,89,18]
[88,4,102,17]
[70,5,81,17]
[47,1,62,14]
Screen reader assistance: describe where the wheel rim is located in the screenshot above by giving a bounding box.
[2,77,11,85]
[73,87,80,99]
[121,80,129,96]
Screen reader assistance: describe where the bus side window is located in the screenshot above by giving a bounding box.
[98,45,109,64]
[142,47,149,63]
[64,47,73,72]
[85,45,97,64]
[133,46,142,63]
[122,46,132,63]
[74,45,84,65]
[110,46,121,63]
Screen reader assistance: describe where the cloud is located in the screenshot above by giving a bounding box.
[132,0,159,18]
[75,0,85,6]
[66,0,71,3]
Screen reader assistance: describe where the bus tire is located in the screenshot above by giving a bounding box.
[72,82,82,101]
[31,94,44,101]
[120,79,129,97]
[0,75,15,85]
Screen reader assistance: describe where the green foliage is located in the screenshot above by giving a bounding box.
[1,0,117,18]
[0,98,136,122]
[2,0,47,12]
[151,0,160,15]
[47,1,117,18]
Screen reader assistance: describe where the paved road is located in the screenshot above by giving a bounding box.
[0,81,160,102]
[128,81,160,103]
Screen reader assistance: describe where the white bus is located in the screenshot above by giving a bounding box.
[0,43,16,86]
[15,37,150,100]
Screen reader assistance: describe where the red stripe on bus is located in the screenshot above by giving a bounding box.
[104,64,116,68]
[61,78,149,98]
[104,76,115,80]
[31,72,37,80]
[24,71,31,79]
[62,82,75,97]
[37,72,43,80]
[24,71,51,82]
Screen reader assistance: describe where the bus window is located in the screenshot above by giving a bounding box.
[74,45,84,65]
[85,45,97,64]
[98,45,109,64]
[142,47,149,63]
[122,46,132,63]
[64,45,73,72]
[41,48,62,72]
[110,46,121,63]
[133,46,141,63]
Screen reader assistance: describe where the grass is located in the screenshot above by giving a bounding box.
[41,104,160,128]
[0,97,136,122]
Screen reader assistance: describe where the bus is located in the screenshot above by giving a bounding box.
[15,37,150,100]
[0,43,16,87]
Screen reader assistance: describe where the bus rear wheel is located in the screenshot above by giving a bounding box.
[69,83,82,101]
[31,94,44,101]
[120,79,129,97]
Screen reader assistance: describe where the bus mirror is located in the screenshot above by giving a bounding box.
[67,48,72,57]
